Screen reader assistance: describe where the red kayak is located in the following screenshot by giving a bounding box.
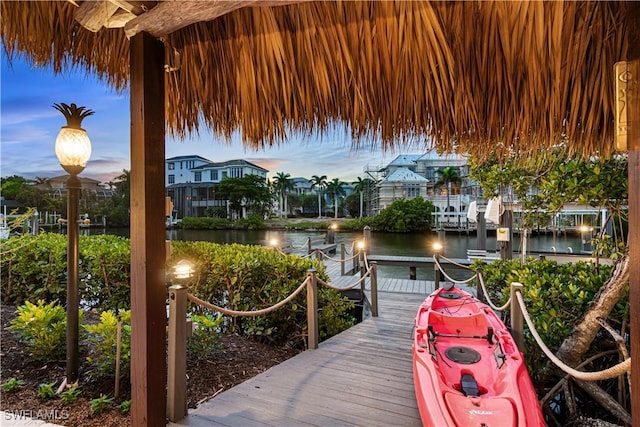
[412,285,545,426]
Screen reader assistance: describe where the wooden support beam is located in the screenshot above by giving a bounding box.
[129,32,167,426]
[123,0,310,38]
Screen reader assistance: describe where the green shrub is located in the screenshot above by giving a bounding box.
[90,394,114,415]
[1,378,25,392]
[373,197,434,232]
[38,382,56,399]
[0,233,131,311]
[0,233,67,304]
[180,217,233,229]
[119,399,131,414]
[60,386,82,404]
[237,214,265,230]
[7,300,73,362]
[83,310,131,378]
[170,241,355,348]
[188,313,224,358]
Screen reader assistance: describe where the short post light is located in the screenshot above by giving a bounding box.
[54,102,93,386]
[168,259,194,422]
[433,241,443,289]
[269,238,279,251]
[579,225,593,253]
[327,223,337,244]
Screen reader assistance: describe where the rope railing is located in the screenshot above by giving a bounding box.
[513,289,631,381]
[186,278,309,317]
[439,255,472,270]
[315,249,360,263]
[477,270,512,311]
[289,237,311,250]
[433,255,477,285]
[317,268,370,291]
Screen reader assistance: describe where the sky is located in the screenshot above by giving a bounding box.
[1,53,425,184]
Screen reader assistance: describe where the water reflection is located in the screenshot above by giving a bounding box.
[91,227,582,281]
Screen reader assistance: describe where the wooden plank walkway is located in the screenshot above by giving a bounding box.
[169,258,433,427]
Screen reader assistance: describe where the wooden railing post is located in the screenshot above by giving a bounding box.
[370,262,378,317]
[476,267,485,303]
[307,237,312,254]
[434,255,441,289]
[306,269,319,350]
[167,285,188,422]
[315,248,322,261]
[353,243,358,273]
[340,243,346,276]
[510,282,525,351]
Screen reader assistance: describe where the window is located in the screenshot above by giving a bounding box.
[168,162,175,170]
[168,175,175,184]
[210,170,218,181]
[403,184,421,198]
[222,171,228,179]
[230,167,243,178]
[194,172,202,182]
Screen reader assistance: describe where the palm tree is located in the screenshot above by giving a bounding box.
[326,178,347,219]
[272,172,293,218]
[352,177,370,219]
[435,167,461,223]
[310,175,328,218]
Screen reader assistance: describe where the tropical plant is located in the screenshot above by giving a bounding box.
[310,175,328,217]
[351,177,371,219]
[83,310,131,378]
[38,382,56,399]
[325,178,347,219]
[0,378,25,392]
[60,386,82,404]
[188,313,224,358]
[90,394,114,414]
[435,166,461,221]
[272,172,294,218]
[7,300,72,362]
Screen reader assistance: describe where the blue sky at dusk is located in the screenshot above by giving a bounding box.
[1,54,423,184]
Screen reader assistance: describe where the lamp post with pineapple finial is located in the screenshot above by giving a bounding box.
[53,102,93,386]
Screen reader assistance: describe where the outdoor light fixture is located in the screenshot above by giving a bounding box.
[173,259,195,281]
[269,238,279,248]
[54,102,93,386]
[433,241,443,253]
[357,240,366,251]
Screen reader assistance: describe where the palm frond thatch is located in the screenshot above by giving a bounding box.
[1,1,638,161]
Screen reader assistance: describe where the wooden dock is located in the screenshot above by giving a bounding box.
[169,259,433,426]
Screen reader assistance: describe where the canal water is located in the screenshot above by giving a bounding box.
[93,227,582,281]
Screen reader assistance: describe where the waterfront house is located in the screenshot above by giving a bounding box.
[165,155,269,219]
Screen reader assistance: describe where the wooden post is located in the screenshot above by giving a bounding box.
[434,255,441,290]
[615,58,639,425]
[167,285,188,422]
[409,266,417,280]
[510,282,525,351]
[476,267,485,303]
[363,226,371,254]
[306,269,319,350]
[370,262,378,317]
[129,32,167,426]
[340,243,345,275]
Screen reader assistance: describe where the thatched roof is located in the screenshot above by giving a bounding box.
[2,1,639,161]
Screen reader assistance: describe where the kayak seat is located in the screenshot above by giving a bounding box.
[460,373,481,397]
[428,311,490,337]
